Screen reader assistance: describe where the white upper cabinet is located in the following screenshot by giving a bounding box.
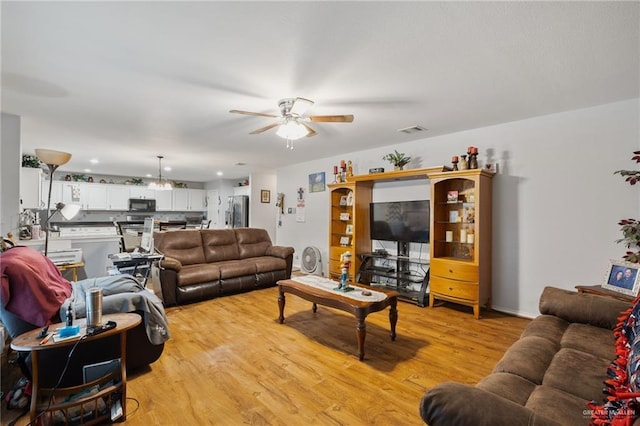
[106,185,130,210]
[172,188,206,211]
[20,167,42,210]
[155,190,173,211]
[129,187,155,199]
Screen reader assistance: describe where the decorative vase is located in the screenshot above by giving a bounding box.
[394,165,404,171]
[460,155,468,170]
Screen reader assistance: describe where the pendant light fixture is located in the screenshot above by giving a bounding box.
[148,155,172,191]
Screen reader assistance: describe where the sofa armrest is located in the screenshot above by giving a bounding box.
[159,256,182,272]
[420,382,562,426]
[265,245,294,259]
[539,286,631,329]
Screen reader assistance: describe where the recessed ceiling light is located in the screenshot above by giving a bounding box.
[145,174,152,178]
[397,125,428,134]
[217,171,223,176]
[164,166,171,172]
[84,169,91,173]
[90,159,99,164]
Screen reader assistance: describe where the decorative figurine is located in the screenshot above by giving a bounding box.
[451,156,459,171]
[333,251,354,292]
[347,160,354,177]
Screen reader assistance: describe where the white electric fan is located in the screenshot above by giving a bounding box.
[300,246,322,275]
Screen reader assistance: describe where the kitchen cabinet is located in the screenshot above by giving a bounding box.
[106,185,130,210]
[20,167,42,210]
[129,187,155,199]
[155,190,173,211]
[59,182,107,210]
[172,188,205,211]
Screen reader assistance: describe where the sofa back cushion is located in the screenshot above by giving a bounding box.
[234,228,272,259]
[154,230,206,266]
[202,229,240,263]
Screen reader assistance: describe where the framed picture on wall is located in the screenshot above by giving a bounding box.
[603,259,640,297]
[261,190,270,203]
[308,172,326,193]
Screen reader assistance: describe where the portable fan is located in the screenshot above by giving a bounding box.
[300,246,322,275]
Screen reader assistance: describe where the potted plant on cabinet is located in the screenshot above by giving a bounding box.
[615,151,640,263]
[382,150,411,170]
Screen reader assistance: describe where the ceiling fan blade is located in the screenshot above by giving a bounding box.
[301,122,317,137]
[230,109,279,118]
[308,114,354,123]
[290,97,314,116]
[249,122,280,135]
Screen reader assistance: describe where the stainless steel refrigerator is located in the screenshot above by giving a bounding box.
[226,195,249,228]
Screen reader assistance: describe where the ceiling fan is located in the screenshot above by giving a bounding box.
[229,97,354,147]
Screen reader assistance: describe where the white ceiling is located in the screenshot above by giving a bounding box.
[2,1,639,181]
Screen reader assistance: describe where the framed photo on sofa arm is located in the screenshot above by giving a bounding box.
[603,259,640,297]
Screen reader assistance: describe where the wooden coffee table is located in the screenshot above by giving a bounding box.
[277,278,398,360]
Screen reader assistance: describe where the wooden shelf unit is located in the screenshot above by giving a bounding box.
[328,181,372,282]
[428,169,494,318]
[328,166,450,285]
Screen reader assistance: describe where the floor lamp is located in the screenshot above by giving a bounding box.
[35,149,72,256]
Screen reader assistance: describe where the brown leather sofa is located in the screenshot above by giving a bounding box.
[420,287,638,426]
[154,228,294,306]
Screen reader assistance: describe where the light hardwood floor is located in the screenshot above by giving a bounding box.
[3,287,531,425]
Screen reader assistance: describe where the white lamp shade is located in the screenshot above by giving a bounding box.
[35,149,72,166]
[60,203,81,220]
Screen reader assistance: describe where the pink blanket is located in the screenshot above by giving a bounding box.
[1,246,72,326]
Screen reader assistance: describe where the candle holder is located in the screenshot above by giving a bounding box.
[469,153,478,169]
[452,158,459,171]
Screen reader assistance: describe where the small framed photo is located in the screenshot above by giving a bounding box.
[261,190,270,203]
[340,236,350,246]
[339,212,350,221]
[447,190,459,203]
[345,224,353,234]
[339,195,348,206]
[603,260,640,297]
[449,210,459,223]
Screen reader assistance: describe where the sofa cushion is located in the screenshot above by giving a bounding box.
[476,372,537,406]
[542,347,610,402]
[156,230,206,266]
[216,260,257,279]
[561,323,614,360]
[521,314,568,345]
[252,256,288,273]
[235,228,272,259]
[201,229,240,263]
[177,264,221,287]
[525,385,591,425]
[493,336,559,384]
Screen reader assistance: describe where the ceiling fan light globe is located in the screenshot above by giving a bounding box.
[276,121,309,140]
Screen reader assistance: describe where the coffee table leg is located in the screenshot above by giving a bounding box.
[389,298,398,341]
[278,287,285,324]
[356,315,366,361]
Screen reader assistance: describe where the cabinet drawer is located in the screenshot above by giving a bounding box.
[430,276,478,301]
[431,260,478,282]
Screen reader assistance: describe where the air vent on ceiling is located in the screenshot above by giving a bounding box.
[397,125,428,134]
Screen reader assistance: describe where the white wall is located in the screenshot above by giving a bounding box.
[275,99,640,317]
[1,113,21,237]
[249,172,277,241]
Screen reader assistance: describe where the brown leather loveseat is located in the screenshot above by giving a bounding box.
[154,228,294,306]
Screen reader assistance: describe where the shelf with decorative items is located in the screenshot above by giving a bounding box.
[429,168,494,319]
[328,181,372,282]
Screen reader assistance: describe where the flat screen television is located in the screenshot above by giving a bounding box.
[369,200,430,244]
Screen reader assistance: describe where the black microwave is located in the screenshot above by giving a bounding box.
[128,198,156,212]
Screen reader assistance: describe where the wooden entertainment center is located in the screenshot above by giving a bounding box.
[328,166,494,317]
